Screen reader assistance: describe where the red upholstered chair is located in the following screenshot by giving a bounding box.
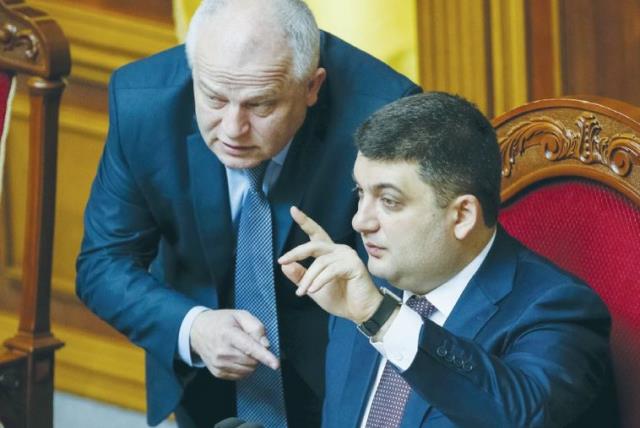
[493,97,640,428]
[0,1,70,428]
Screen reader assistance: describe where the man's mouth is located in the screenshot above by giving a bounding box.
[364,242,385,258]
[221,141,255,154]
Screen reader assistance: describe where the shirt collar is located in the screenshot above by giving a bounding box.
[404,229,497,320]
[270,139,292,167]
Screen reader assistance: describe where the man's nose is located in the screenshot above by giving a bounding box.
[352,200,379,234]
[221,105,249,138]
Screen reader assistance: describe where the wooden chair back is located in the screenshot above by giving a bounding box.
[494,97,640,427]
[0,1,70,427]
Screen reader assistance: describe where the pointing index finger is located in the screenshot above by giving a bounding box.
[290,206,332,242]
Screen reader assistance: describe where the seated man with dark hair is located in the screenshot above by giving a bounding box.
[279,92,617,427]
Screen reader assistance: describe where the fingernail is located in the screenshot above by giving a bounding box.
[260,336,270,347]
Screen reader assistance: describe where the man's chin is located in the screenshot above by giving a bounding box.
[367,261,392,281]
[215,151,265,170]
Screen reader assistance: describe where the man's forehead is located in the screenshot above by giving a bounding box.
[354,154,421,187]
[194,22,292,76]
[196,2,288,55]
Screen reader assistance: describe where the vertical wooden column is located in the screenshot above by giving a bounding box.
[488,0,528,115]
[418,0,493,114]
[525,0,562,100]
[3,77,65,428]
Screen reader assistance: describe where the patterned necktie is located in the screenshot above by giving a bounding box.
[234,163,288,428]
[365,296,436,428]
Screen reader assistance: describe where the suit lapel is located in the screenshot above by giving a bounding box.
[185,100,325,290]
[332,286,403,427]
[340,326,381,428]
[270,103,323,256]
[186,129,234,291]
[402,229,518,426]
[445,228,517,339]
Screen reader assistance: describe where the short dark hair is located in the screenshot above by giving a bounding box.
[355,92,501,227]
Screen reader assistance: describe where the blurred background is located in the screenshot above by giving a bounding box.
[1,0,639,424]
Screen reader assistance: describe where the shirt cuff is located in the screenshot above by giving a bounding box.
[178,306,209,367]
[370,303,423,371]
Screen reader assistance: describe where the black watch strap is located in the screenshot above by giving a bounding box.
[357,289,401,337]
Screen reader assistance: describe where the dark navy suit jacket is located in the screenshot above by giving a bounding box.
[323,229,617,428]
[76,33,419,426]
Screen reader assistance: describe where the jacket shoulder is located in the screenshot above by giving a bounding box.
[111,45,191,90]
[320,31,420,101]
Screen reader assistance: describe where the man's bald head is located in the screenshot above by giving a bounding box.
[185,0,320,81]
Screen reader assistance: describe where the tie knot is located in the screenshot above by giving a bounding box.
[407,295,436,319]
[245,162,269,192]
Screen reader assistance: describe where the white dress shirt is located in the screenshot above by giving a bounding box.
[360,231,496,427]
[177,142,292,366]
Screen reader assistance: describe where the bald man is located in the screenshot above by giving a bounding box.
[76,0,419,426]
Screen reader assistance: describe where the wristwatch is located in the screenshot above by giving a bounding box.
[357,288,401,337]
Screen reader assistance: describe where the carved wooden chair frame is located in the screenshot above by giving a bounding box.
[0,1,70,427]
[494,96,640,205]
[493,96,640,427]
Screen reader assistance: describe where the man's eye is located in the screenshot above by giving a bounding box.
[381,197,398,208]
[210,97,226,108]
[250,102,275,116]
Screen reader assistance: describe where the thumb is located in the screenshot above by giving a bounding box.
[281,262,306,286]
[233,310,269,347]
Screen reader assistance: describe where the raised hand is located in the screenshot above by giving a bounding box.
[278,206,382,324]
[190,309,279,380]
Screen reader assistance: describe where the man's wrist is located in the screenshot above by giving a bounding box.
[357,288,401,337]
[357,290,384,324]
[178,306,210,367]
[372,305,401,342]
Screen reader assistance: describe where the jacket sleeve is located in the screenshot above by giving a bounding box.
[75,70,198,375]
[401,284,611,428]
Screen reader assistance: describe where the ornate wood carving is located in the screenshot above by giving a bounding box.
[500,112,640,178]
[0,22,38,61]
[0,0,70,79]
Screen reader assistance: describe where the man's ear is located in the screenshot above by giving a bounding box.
[451,195,482,240]
[305,67,326,107]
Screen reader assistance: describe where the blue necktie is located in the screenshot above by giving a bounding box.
[234,163,288,428]
[365,296,436,428]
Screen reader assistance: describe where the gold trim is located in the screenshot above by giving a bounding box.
[29,0,177,84]
[0,311,146,411]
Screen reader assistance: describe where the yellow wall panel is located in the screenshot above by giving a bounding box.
[31,0,177,85]
[174,0,420,82]
[418,0,528,117]
[418,0,490,113]
[489,0,528,115]
[5,96,108,293]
